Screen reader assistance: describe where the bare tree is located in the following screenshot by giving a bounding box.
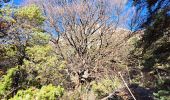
[26,0,133,85]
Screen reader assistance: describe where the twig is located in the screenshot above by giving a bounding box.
[4,86,22,99]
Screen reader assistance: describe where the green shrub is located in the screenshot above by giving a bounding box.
[0,67,19,95]
[23,44,67,86]
[0,67,28,99]
[15,4,45,24]
[10,84,64,100]
[0,44,17,60]
[92,77,122,98]
[154,90,170,100]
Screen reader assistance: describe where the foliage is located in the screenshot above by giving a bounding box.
[23,44,66,86]
[92,77,122,98]
[0,0,169,99]
[131,0,170,69]
[129,0,170,99]
[154,90,170,100]
[0,67,27,99]
[0,44,17,59]
[0,4,47,65]
[62,85,97,100]
[28,32,51,45]
[15,4,45,24]
[22,31,67,86]
[0,67,19,95]
[10,84,64,100]
[1,4,66,99]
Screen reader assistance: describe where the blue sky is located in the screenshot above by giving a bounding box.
[12,0,144,31]
[14,0,22,5]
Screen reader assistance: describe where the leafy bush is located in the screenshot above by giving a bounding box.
[0,67,19,95]
[154,90,170,100]
[92,77,122,98]
[0,67,27,98]
[0,44,17,59]
[10,84,64,100]
[23,43,67,86]
[15,4,45,24]
[28,32,51,46]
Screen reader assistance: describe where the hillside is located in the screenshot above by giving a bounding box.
[0,0,169,100]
